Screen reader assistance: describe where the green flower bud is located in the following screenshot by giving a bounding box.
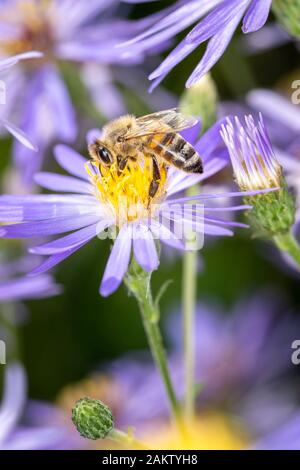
[244,178,296,238]
[72,397,114,440]
[272,0,300,38]
[180,74,218,132]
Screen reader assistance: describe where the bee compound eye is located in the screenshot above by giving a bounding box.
[96,146,112,165]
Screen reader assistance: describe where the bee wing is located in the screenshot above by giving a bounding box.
[124,108,198,141]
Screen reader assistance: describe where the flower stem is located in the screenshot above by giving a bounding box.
[274,231,300,268]
[182,247,197,420]
[182,186,198,421]
[109,429,150,450]
[124,257,182,428]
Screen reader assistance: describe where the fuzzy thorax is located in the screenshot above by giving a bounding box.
[85,159,167,225]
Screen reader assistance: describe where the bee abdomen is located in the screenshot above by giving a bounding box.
[168,135,203,174]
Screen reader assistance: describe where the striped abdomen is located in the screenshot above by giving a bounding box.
[148,132,203,173]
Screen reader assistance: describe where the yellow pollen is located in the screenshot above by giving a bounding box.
[85,159,167,225]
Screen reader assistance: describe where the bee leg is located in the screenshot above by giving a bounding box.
[117,155,129,175]
[148,155,161,206]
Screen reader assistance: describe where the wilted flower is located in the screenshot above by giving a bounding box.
[0,0,153,183]
[0,119,257,297]
[121,0,273,89]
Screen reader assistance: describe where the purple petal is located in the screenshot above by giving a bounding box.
[81,65,127,119]
[100,224,132,297]
[203,223,233,236]
[150,220,185,250]
[0,51,43,71]
[195,117,228,161]
[86,129,102,146]
[0,276,62,302]
[30,220,112,255]
[242,0,272,33]
[43,66,77,142]
[123,0,218,48]
[29,244,87,276]
[180,121,202,145]
[166,156,227,197]
[0,118,38,151]
[186,0,246,44]
[186,7,246,87]
[0,194,97,222]
[54,145,89,180]
[0,363,26,444]
[0,214,101,238]
[2,427,69,451]
[164,187,279,205]
[34,172,92,194]
[133,224,159,272]
[149,38,198,83]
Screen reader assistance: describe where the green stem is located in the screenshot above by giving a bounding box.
[274,231,300,268]
[182,249,197,420]
[109,429,149,450]
[124,258,182,429]
[182,186,198,421]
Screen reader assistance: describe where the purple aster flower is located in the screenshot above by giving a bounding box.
[0,362,78,450]
[0,118,262,297]
[0,0,154,183]
[246,91,300,225]
[220,113,282,191]
[0,51,41,150]
[121,0,272,90]
[0,253,61,302]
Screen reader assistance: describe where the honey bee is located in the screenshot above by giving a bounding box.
[88,108,203,200]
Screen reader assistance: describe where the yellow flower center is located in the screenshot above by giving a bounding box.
[0,0,54,59]
[143,412,250,450]
[85,159,167,225]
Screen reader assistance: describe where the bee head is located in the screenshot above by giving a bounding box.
[89,141,114,167]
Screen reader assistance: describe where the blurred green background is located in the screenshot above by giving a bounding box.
[1,1,300,402]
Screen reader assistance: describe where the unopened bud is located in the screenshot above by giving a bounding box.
[72,397,114,440]
[272,0,300,38]
[221,114,296,238]
[180,74,218,132]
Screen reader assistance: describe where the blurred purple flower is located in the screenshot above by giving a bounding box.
[0,0,154,184]
[0,120,260,297]
[0,362,75,450]
[0,254,61,302]
[90,292,300,448]
[0,52,41,150]
[120,0,272,90]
